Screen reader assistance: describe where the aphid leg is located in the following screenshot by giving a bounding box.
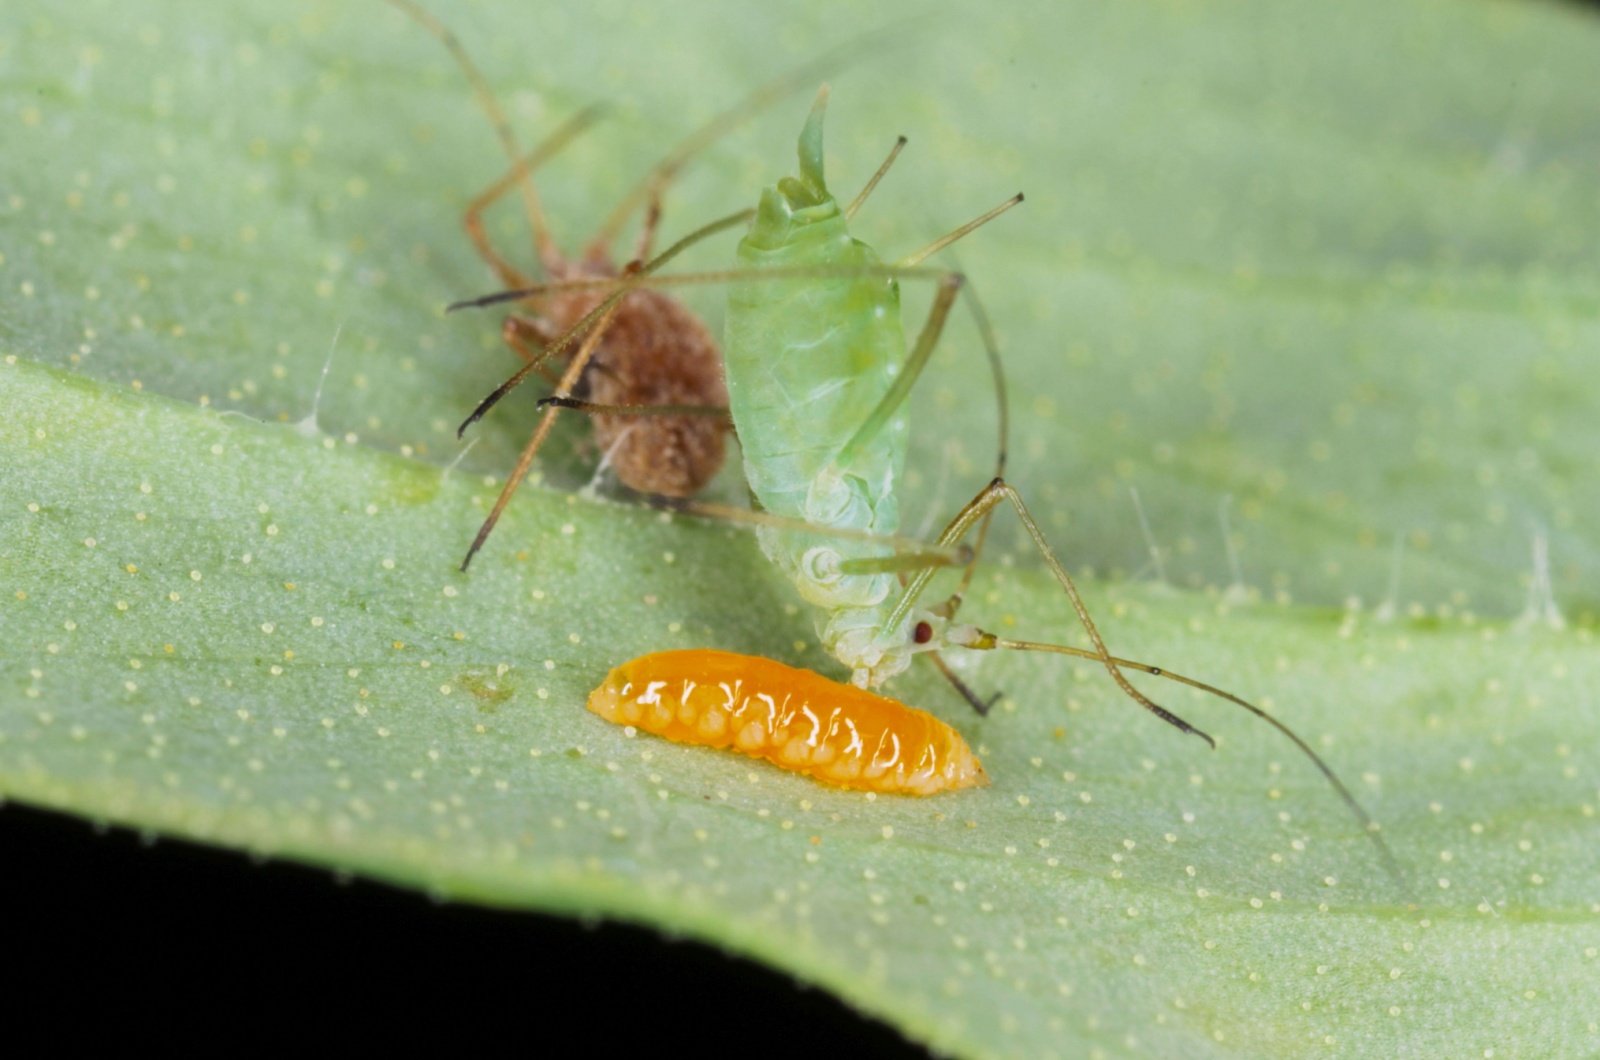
[888,478,1407,886]
[536,396,730,423]
[456,210,752,567]
[455,208,754,434]
[461,103,612,287]
[904,278,1011,627]
[472,213,1023,464]
[460,297,626,571]
[924,649,1002,717]
[979,636,1406,885]
[888,478,1214,742]
[385,0,565,275]
[644,495,973,568]
[582,30,907,258]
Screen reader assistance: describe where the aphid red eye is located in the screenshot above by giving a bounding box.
[913,621,934,644]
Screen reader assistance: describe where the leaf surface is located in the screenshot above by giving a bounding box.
[3,2,1598,1057]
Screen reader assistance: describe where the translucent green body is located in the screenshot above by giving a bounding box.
[723,94,913,686]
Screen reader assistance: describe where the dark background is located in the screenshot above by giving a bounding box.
[0,801,927,1055]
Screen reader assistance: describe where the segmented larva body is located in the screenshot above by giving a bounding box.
[587,650,987,796]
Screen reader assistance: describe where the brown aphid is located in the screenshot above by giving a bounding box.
[389,1,732,566]
[531,269,725,499]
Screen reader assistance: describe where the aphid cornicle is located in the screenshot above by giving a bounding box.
[588,650,986,796]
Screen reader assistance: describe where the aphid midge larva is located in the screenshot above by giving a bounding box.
[588,650,986,796]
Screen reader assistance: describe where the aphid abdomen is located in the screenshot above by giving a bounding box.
[587,650,987,795]
[723,96,908,526]
[722,90,914,682]
[583,287,727,497]
[535,263,728,498]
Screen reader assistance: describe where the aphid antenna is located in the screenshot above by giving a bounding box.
[454,208,754,438]
[873,474,1408,890]
[587,19,932,256]
[448,261,958,311]
[385,0,561,273]
[897,193,1024,268]
[450,193,1021,315]
[641,493,974,570]
[982,634,1408,890]
[845,135,909,221]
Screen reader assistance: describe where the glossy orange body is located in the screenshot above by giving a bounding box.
[587,650,987,795]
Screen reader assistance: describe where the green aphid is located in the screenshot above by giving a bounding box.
[718,88,1403,883]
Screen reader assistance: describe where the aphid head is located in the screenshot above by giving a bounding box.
[745,85,842,252]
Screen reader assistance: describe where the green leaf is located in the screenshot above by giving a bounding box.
[3,1,1599,1057]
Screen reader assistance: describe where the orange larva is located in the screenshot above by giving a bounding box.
[587,650,987,796]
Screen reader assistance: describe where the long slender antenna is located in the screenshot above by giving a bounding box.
[386,0,559,270]
[846,136,908,220]
[453,208,753,437]
[447,261,956,311]
[459,297,625,570]
[587,20,923,251]
[992,636,1407,889]
[897,194,1023,267]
